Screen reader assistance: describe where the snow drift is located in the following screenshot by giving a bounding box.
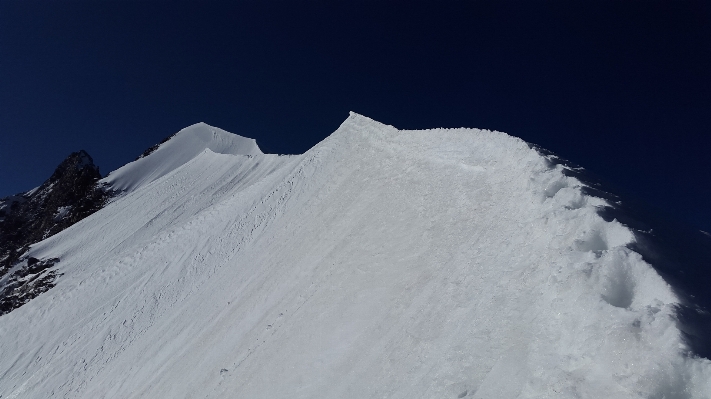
[0,113,709,398]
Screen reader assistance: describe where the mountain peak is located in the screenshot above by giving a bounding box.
[4,115,711,397]
[186,121,213,129]
[49,150,100,183]
[174,122,261,153]
[103,123,263,192]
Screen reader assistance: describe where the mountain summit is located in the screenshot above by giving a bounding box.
[102,122,262,192]
[0,113,710,398]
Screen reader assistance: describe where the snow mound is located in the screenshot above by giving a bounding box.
[102,122,262,191]
[1,112,710,398]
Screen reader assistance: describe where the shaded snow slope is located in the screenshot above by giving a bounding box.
[537,146,711,360]
[1,113,710,398]
[102,122,262,192]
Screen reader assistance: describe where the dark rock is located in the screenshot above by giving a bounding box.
[136,133,178,160]
[0,257,61,316]
[0,150,113,315]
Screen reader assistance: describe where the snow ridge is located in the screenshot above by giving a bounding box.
[102,122,263,192]
[0,113,709,398]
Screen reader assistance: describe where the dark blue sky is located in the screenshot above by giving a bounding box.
[1,1,709,232]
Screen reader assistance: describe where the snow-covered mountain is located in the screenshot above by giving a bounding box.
[1,113,710,398]
[103,122,263,192]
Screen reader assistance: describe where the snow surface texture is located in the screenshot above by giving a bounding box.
[1,113,709,398]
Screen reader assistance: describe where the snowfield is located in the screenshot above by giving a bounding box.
[1,113,709,398]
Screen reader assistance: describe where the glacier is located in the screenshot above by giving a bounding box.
[0,113,709,398]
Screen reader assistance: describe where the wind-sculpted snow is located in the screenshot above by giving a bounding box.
[102,122,263,192]
[1,113,709,398]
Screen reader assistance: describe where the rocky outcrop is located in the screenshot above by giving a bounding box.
[0,150,112,315]
[0,257,60,316]
[135,132,177,160]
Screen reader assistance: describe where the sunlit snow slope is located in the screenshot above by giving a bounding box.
[1,113,709,398]
[102,122,263,191]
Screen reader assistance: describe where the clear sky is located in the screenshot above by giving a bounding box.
[1,1,709,232]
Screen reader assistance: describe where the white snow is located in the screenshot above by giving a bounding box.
[24,185,41,197]
[101,122,263,192]
[1,112,709,398]
[54,205,72,221]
